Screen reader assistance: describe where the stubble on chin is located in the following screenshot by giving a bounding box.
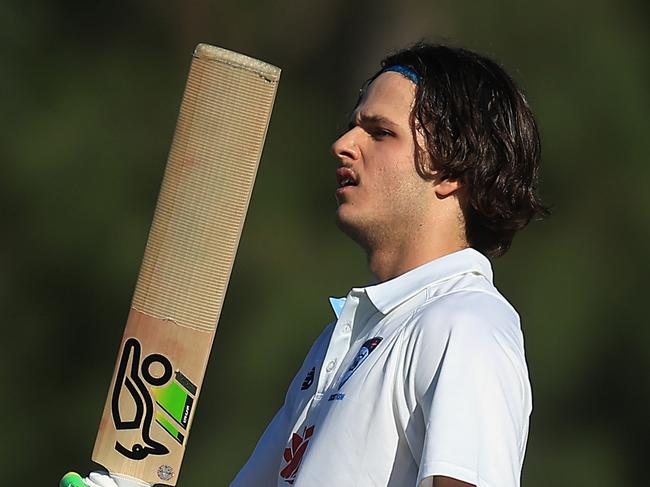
[336,205,369,250]
[335,205,390,255]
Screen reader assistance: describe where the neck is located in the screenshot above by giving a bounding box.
[367,237,468,282]
[341,197,468,283]
[368,244,467,282]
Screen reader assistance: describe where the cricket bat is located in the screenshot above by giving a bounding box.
[90,43,281,485]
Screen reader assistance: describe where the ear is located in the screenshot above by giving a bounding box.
[434,179,462,198]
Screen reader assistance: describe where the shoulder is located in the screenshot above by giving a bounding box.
[400,286,529,397]
[407,283,523,353]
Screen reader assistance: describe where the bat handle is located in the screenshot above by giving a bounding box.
[61,470,152,487]
[60,472,86,487]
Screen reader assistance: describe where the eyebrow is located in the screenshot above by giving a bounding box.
[349,112,399,130]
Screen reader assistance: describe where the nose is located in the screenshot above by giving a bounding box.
[331,127,360,163]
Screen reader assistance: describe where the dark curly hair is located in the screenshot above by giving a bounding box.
[360,43,549,257]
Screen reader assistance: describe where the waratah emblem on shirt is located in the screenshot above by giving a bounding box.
[280,425,315,484]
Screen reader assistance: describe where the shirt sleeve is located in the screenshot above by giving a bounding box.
[409,292,532,487]
[230,323,335,487]
[230,404,292,487]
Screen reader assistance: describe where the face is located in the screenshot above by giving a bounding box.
[332,72,436,250]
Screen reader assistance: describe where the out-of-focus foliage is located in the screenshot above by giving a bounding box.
[1,0,647,485]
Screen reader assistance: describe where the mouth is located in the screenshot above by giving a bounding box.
[336,167,359,190]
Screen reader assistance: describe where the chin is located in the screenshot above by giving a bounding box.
[335,204,357,231]
[335,207,374,250]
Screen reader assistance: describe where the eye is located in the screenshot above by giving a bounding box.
[368,128,392,140]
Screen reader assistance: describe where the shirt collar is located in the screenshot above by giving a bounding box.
[328,296,347,319]
[329,248,493,318]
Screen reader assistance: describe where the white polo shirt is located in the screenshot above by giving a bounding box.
[231,248,532,487]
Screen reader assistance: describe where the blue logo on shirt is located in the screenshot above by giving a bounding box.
[337,337,383,390]
[300,367,315,390]
[328,393,345,401]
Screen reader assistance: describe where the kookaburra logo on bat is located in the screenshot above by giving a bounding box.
[111,337,173,460]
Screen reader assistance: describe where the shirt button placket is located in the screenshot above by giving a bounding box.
[326,359,337,372]
[317,295,359,393]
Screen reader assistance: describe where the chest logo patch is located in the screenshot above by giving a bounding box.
[337,337,383,390]
[280,425,315,484]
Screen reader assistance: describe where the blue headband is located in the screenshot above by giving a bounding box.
[381,64,420,84]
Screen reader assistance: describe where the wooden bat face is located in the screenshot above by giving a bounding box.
[92,45,280,486]
[95,311,211,484]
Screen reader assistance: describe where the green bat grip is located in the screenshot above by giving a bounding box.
[60,472,86,487]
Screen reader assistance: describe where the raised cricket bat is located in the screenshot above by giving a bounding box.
[90,43,280,485]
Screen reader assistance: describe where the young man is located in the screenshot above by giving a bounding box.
[68,42,546,487]
[231,43,547,487]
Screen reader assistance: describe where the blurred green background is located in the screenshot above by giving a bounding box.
[2,0,648,485]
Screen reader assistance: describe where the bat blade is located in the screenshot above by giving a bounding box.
[91,44,281,486]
